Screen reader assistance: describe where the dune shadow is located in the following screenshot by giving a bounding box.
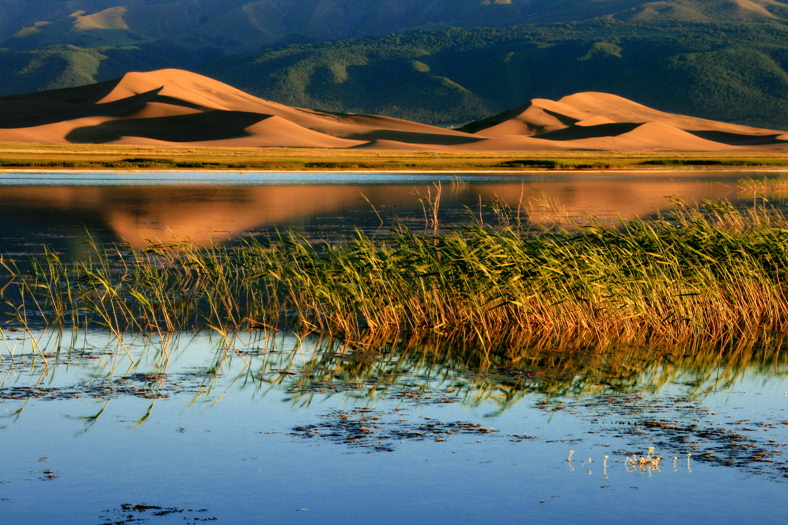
[534,122,641,141]
[347,129,483,146]
[687,130,786,146]
[0,78,120,106]
[66,110,270,143]
[542,108,581,127]
[0,84,167,128]
[0,85,216,129]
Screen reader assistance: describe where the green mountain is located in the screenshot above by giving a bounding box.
[2,1,785,52]
[0,1,785,129]
[200,22,788,129]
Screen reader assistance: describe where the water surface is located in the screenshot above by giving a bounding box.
[0,171,785,524]
[0,170,774,252]
[0,330,785,524]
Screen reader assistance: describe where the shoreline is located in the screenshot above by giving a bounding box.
[2,167,788,175]
[1,144,787,174]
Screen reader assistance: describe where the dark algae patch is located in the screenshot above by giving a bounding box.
[291,407,502,452]
[0,372,207,402]
[640,419,785,477]
[99,503,217,524]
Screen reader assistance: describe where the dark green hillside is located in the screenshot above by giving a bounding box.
[2,1,785,53]
[0,46,108,94]
[0,42,206,95]
[201,22,788,129]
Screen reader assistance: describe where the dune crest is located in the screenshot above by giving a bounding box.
[0,69,784,152]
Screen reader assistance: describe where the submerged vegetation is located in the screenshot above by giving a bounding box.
[2,195,785,356]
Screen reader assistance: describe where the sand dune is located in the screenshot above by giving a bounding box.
[563,122,737,152]
[351,139,447,150]
[465,91,786,151]
[0,69,784,152]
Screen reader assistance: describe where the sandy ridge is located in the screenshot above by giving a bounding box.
[0,68,784,152]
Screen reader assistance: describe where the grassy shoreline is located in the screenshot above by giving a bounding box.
[1,143,787,172]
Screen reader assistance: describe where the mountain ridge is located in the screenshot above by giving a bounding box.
[2,1,786,52]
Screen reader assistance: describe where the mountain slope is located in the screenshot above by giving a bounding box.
[2,1,785,53]
[200,22,788,129]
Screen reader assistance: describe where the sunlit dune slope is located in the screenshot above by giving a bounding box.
[462,92,786,151]
[0,69,784,151]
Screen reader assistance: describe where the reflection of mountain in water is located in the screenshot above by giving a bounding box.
[0,176,745,249]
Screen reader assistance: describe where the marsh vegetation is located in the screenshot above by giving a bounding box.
[3,184,785,353]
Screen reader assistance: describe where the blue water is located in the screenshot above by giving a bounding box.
[0,171,785,523]
[0,331,785,524]
[0,171,575,186]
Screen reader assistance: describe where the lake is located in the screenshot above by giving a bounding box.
[0,170,775,251]
[0,171,786,524]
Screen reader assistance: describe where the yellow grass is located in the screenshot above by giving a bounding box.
[0,143,787,171]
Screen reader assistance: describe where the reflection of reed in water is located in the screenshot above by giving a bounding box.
[284,331,786,408]
[0,322,783,418]
[738,176,788,203]
[3,321,781,478]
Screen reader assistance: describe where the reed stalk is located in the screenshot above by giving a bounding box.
[0,199,785,355]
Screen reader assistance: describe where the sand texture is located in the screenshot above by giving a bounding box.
[0,69,784,151]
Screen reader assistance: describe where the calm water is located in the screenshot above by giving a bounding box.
[0,170,777,251]
[0,171,786,524]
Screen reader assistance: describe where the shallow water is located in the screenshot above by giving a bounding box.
[0,171,786,524]
[0,330,785,524]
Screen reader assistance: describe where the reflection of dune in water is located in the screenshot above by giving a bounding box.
[103,185,428,247]
[477,179,741,225]
[0,177,745,247]
[0,185,426,248]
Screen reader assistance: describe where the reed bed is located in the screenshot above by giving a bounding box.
[1,199,786,354]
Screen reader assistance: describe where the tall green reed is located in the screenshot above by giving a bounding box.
[1,199,785,355]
